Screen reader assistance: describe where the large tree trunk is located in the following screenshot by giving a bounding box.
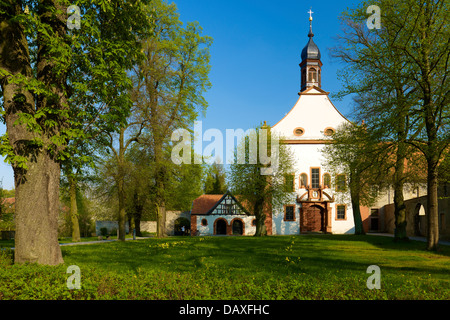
[69,175,81,242]
[14,152,64,265]
[1,0,65,265]
[419,4,440,251]
[393,185,407,241]
[426,159,439,251]
[393,142,408,241]
[350,171,365,235]
[116,127,127,241]
[393,87,409,242]
[132,191,143,237]
[117,166,127,241]
[153,137,167,238]
[253,197,267,237]
[155,168,166,238]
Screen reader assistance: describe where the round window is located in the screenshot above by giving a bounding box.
[324,128,335,136]
[293,127,305,136]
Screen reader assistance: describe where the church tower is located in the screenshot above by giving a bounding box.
[300,10,322,92]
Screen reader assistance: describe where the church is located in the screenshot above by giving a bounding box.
[190,12,369,236]
[269,11,363,235]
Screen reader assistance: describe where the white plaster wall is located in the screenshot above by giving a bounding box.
[271,197,356,235]
[195,214,256,236]
[270,141,357,234]
[272,89,348,140]
[271,193,299,235]
[330,205,356,234]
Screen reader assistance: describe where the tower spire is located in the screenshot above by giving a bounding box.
[299,8,322,93]
[308,8,314,37]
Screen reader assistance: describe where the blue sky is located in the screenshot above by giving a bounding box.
[0,0,362,190]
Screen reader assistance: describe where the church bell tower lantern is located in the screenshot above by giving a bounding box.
[300,9,322,92]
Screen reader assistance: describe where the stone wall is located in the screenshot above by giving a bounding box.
[96,219,180,236]
[140,221,157,233]
[380,194,450,240]
[95,221,129,236]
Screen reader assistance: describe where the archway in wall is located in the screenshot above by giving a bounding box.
[174,217,190,236]
[414,203,426,236]
[215,219,227,235]
[232,219,243,235]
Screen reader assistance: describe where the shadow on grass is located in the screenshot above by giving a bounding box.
[60,235,450,283]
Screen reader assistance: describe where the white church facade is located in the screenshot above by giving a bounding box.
[270,83,356,234]
[270,13,357,235]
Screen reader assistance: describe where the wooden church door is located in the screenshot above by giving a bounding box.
[305,205,324,232]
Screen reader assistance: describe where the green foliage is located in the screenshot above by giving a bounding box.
[333,0,449,165]
[203,163,227,194]
[321,122,383,207]
[228,125,295,236]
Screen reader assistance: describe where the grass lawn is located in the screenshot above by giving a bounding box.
[0,234,449,300]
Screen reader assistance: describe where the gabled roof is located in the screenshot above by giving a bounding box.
[191,194,223,215]
[191,191,251,216]
[299,85,329,95]
[271,86,350,140]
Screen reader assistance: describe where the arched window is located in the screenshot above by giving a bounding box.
[232,219,243,235]
[323,173,331,188]
[308,68,317,83]
[300,173,308,188]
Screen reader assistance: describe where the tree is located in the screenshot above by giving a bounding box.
[166,160,205,212]
[228,125,295,236]
[0,0,152,264]
[60,177,94,238]
[332,0,449,249]
[100,104,146,241]
[133,0,212,238]
[0,0,73,265]
[123,144,154,237]
[204,163,227,194]
[322,122,387,235]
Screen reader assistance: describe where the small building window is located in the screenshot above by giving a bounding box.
[201,219,208,226]
[308,67,317,83]
[252,219,256,226]
[336,205,346,220]
[284,205,295,221]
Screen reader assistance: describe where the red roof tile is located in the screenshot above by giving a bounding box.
[191,194,224,214]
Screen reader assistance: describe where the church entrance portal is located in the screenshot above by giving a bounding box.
[303,205,325,232]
